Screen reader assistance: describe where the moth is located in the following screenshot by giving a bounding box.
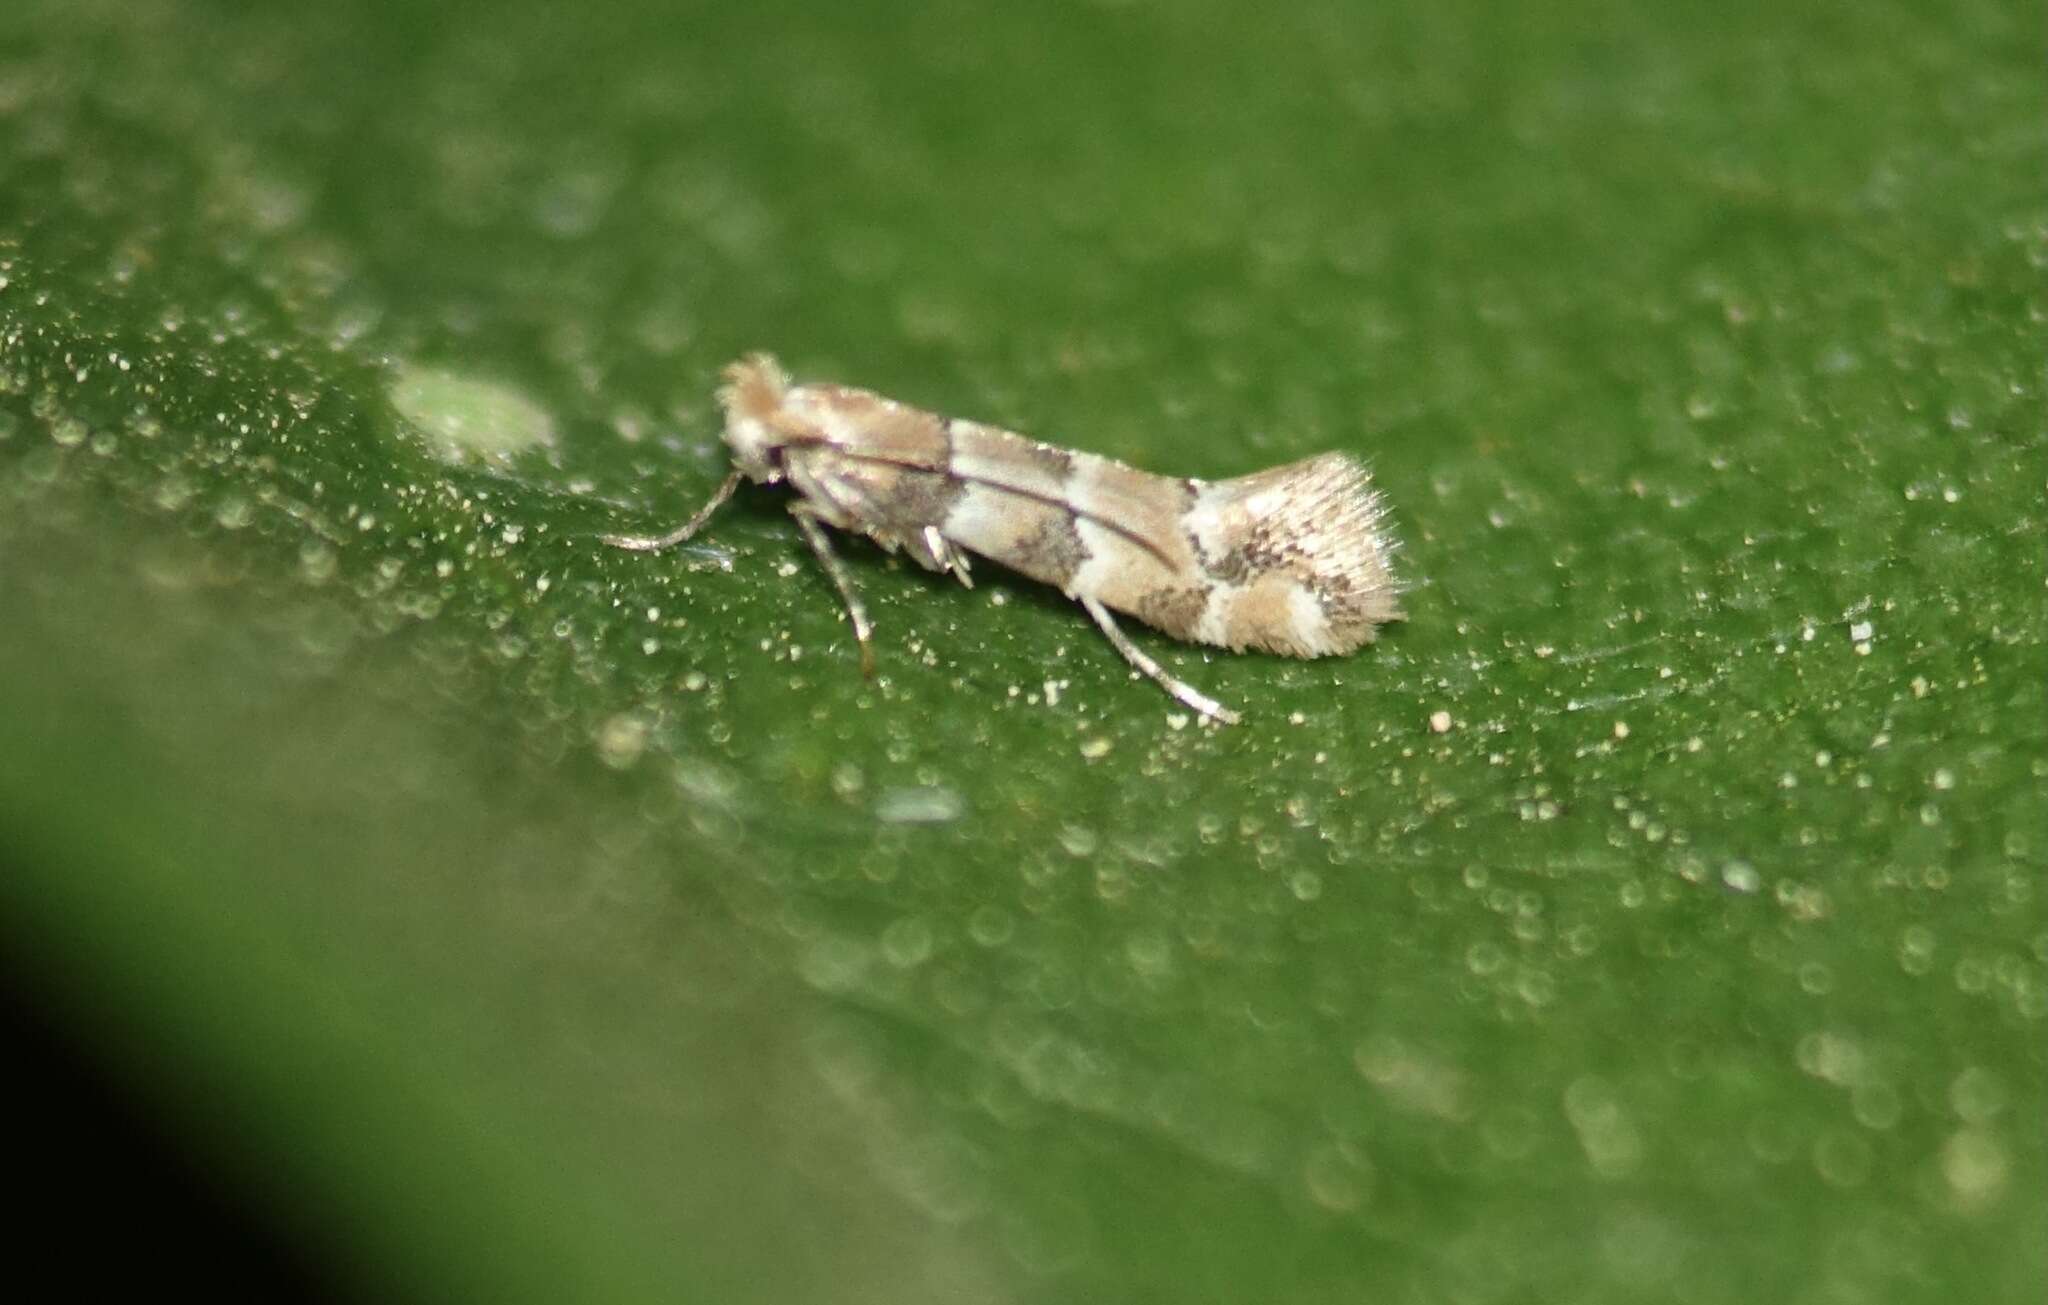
[604,353,1402,724]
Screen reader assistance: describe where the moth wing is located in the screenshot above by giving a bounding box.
[1183,452,1403,656]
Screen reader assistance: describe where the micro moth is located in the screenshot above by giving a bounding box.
[605,353,1403,724]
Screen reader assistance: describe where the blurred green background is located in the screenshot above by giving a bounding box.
[1,0,2040,1300]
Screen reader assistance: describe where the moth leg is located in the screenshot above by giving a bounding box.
[790,504,877,678]
[922,525,974,589]
[1079,595,1241,725]
[602,468,743,551]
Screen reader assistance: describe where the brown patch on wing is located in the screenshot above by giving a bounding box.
[935,485,1057,584]
[1196,496,1295,587]
[1012,438,1073,486]
[946,492,1089,590]
[1012,510,1090,588]
[1200,541,1253,585]
[889,467,967,534]
[1221,576,1313,657]
[1135,585,1211,641]
[809,385,953,470]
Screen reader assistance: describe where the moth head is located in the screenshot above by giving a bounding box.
[717,351,794,482]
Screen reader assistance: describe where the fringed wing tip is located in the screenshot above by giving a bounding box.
[1199,451,1405,658]
[1287,453,1405,632]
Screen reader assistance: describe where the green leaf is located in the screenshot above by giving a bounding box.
[2,0,2041,1299]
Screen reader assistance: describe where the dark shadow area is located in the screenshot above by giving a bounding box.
[0,847,360,1303]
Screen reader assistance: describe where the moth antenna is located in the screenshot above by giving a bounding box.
[601,467,744,552]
